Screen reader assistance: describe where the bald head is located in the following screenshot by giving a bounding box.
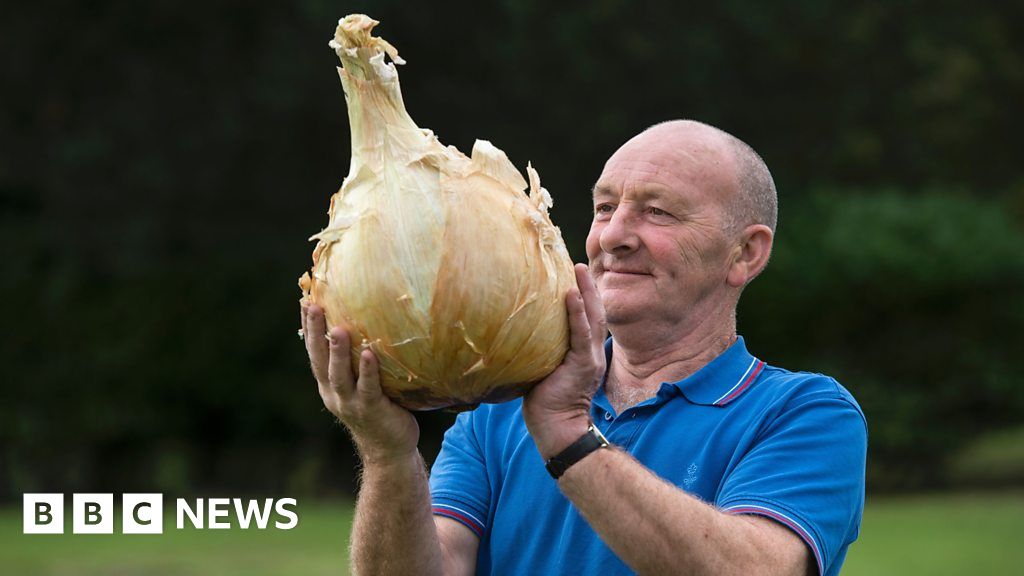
[639,120,778,235]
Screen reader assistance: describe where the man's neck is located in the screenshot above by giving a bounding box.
[604,306,737,413]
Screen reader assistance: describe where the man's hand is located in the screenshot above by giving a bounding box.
[301,304,419,465]
[522,263,608,460]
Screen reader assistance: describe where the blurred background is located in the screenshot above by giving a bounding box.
[2,0,1023,573]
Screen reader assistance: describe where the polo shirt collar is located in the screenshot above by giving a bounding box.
[603,335,765,407]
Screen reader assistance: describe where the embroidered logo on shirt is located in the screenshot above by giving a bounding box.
[684,463,699,490]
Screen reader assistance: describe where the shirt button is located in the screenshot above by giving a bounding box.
[603,412,613,421]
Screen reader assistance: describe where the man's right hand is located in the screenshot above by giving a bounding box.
[302,304,420,465]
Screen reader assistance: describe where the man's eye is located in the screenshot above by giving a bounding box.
[650,207,669,216]
[595,204,614,214]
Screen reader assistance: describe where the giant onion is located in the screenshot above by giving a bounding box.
[299,15,576,411]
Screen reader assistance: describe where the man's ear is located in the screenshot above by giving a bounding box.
[727,224,774,288]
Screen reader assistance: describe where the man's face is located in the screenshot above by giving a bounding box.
[585,128,739,327]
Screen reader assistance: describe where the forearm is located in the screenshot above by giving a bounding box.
[301,305,441,574]
[558,447,804,576]
[350,450,443,576]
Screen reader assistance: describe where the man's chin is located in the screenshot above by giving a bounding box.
[602,302,648,326]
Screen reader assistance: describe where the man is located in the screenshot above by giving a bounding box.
[302,120,867,575]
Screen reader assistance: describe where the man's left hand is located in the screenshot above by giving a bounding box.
[522,263,608,460]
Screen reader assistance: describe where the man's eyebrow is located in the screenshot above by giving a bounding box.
[591,184,614,198]
[592,184,677,204]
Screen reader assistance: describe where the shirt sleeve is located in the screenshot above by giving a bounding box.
[428,410,491,539]
[716,384,868,576]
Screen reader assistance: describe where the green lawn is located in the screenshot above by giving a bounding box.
[3,492,1023,575]
[842,491,1024,575]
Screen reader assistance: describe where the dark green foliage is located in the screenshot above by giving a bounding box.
[741,190,1024,489]
[2,1,1023,498]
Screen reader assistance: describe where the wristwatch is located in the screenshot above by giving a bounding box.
[544,423,610,479]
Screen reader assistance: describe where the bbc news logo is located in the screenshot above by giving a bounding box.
[23,494,298,534]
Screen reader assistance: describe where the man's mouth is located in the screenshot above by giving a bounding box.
[603,267,651,276]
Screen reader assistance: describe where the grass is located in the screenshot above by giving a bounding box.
[3,492,1023,575]
[842,491,1024,575]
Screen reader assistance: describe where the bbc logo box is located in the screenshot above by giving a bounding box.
[24,493,163,534]
[23,494,64,534]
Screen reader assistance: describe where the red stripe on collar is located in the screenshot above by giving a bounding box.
[714,360,765,406]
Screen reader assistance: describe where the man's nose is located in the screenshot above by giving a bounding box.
[599,208,640,255]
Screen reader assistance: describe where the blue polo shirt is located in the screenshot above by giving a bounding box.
[429,336,867,576]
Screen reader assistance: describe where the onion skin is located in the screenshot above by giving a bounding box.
[299,15,576,411]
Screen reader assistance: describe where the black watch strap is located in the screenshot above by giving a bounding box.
[544,423,610,479]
